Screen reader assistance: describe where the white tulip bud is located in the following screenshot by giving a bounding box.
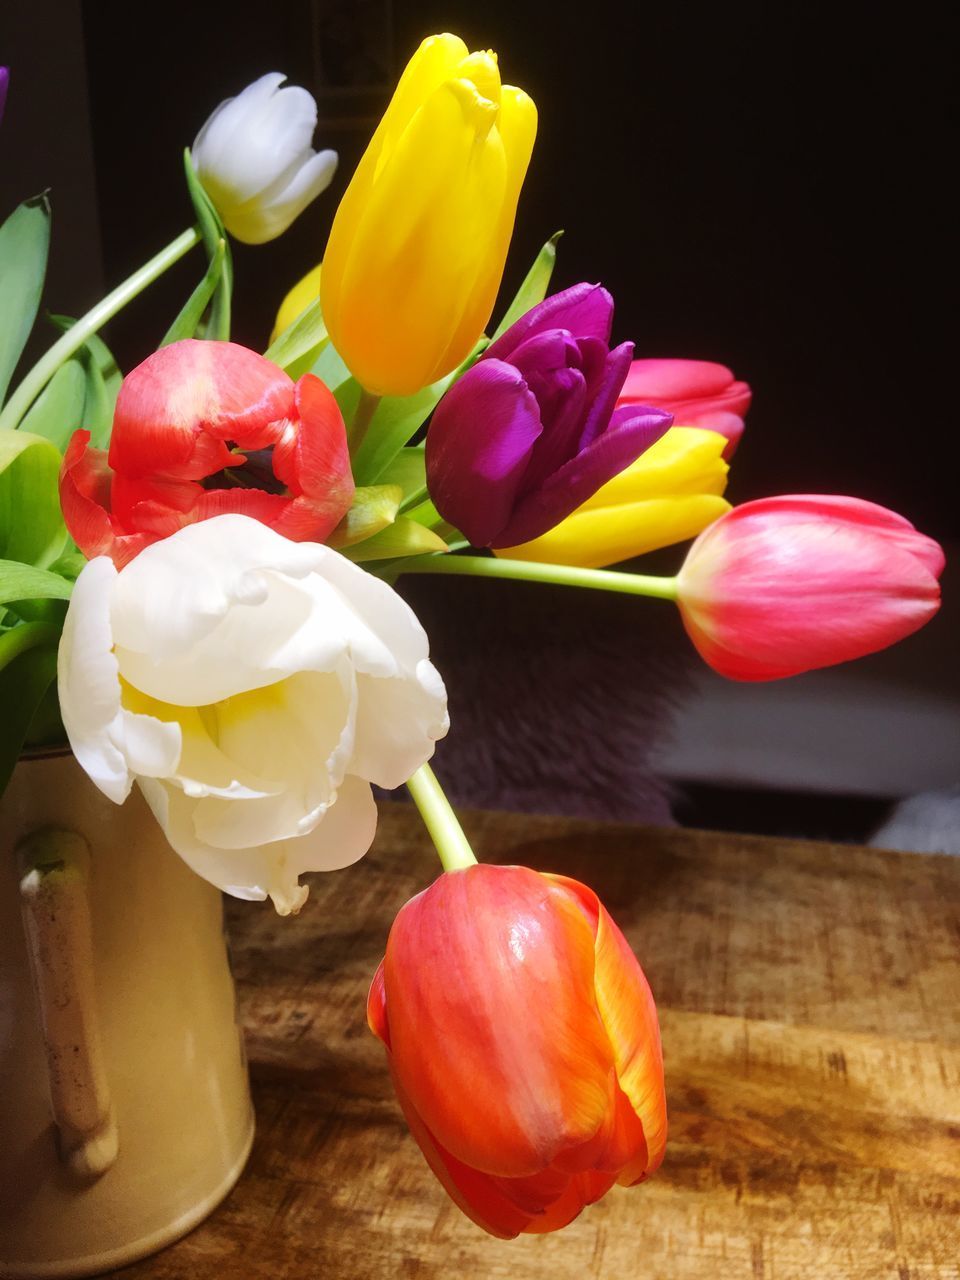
[191,72,338,245]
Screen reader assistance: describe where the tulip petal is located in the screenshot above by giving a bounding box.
[576,341,635,452]
[494,404,672,547]
[108,340,295,480]
[678,495,945,680]
[620,358,738,402]
[388,1065,533,1239]
[327,76,509,395]
[55,554,131,804]
[138,769,377,915]
[485,282,614,363]
[592,904,667,1180]
[499,493,732,568]
[426,359,542,546]
[59,432,155,568]
[383,865,617,1179]
[271,373,354,539]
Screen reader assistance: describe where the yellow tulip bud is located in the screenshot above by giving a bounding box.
[271,263,323,344]
[321,33,537,397]
[497,428,732,568]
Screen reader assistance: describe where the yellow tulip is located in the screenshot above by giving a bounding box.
[271,263,323,344]
[496,427,732,568]
[321,33,537,397]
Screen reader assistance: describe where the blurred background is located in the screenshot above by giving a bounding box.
[2,0,955,845]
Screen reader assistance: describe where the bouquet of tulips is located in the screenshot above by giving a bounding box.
[0,35,944,1239]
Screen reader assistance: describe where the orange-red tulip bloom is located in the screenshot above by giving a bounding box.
[367,863,667,1237]
[60,339,354,568]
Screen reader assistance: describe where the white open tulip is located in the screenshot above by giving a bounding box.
[192,72,338,245]
[57,515,448,914]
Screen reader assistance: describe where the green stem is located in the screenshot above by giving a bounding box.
[1,226,202,431]
[348,389,381,455]
[406,764,478,873]
[396,553,679,600]
[0,620,62,675]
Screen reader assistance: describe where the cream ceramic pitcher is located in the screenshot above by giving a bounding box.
[0,751,254,1278]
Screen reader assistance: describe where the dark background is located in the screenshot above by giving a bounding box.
[41,0,954,545]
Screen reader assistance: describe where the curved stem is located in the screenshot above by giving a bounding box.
[396,553,679,600]
[406,764,478,873]
[1,226,201,431]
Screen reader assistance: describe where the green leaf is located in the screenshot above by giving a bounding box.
[378,445,428,511]
[0,194,52,405]
[161,237,226,346]
[0,641,59,797]
[0,559,73,608]
[183,149,233,340]
[263,299,330,379]
[19,358,87,451]
[341,516,449,562]
[490,231,563,341]
[327,485,403,549]
[0,432,68,568]
[349,338,488,487]
[311,339,352,393]
[48,316,121,449]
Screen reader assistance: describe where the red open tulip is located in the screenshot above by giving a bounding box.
[60,339,354,567]
[367,863,667,1237]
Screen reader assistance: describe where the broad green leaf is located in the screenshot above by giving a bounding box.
[341,516,449,562]
[378,445,427,511]
[490,230,563,341]
[311,340,352,393]
[327,485,402,550]
[47,548,86,581]
[349,338,488,487]
[0,433,68,567]
[0,559,73,607]
[183,149,233,340]
[19,358,86,451]
[0,194,51,405]
[263,298,330,378]
[0,642,59,797]
[161,237,226,346]
[48,316,121,448]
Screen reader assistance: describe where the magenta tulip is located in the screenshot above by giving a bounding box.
[676,495,944,680]
[618,359,751,458]
[425,284,672,548]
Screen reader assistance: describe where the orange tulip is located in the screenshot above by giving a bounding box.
[367,863,667,1237]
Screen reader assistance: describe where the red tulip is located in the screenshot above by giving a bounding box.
[618,358,751,458]
[676,495,945,680]
[60,339,354,567]
[367,863,667,1238]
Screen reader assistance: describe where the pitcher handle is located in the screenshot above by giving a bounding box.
[18,827,118,1179]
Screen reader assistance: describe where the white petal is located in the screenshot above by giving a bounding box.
[189,666,357,848]
[350,659,449,788]
[57,556,131,804]
[192,72,288,184]
[223,149,338,245]
[137,772,378,916]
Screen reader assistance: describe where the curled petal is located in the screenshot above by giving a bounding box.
[494,404,673,547]
[108,340,295,480]
[486,283,614,362]
[60,431,153,568]
[426,359,542,546]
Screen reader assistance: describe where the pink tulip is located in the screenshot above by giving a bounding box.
[676,495,944,680]
[618,359,751,458]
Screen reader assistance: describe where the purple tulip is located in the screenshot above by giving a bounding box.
[0,69,9,128]
[425,283,673,548]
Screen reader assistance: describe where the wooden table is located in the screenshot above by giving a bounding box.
[112,806,960,1279]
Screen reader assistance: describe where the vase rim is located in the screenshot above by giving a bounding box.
[18,744,74,763]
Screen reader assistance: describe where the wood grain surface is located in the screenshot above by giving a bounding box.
[109,806,960,1280]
